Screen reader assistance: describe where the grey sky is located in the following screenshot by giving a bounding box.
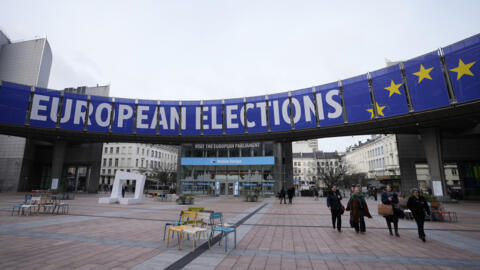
[1,0,479,152]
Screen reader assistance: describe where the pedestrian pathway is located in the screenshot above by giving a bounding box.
[0,193,480,269]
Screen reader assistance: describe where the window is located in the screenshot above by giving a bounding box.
[142,149,145,155]
[110,147,113,154]
[452,168,457,176]
[147,149,149,156]
[151,150,154,157]
[141,159,144,167]
[102,169,105,174]
[108,158,112,166]
[104,148,108,154]
[137,147,139,154]
[107,169,111,175]
[116,147,119,154]
[115,159,119,167]
[136,159,138,167]
[103,158,107,166]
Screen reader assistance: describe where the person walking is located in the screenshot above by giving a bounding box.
[382,185,400,237]
[407,188,431,242]
[346,185,372,233]
[287,187,294,204]
[327,185,343,232]
[372,187,378,201]
[314,188,319,201]
[279,187,287,204]
[121,184,126,198]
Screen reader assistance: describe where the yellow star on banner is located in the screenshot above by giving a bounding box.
[366,103,386,119]
[413,64,434,83]
[450,59,475,80]
[384,80,402,97]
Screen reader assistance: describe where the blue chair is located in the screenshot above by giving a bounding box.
[163,210,186,240]
[209,212,236,252]
[11,195,30,216]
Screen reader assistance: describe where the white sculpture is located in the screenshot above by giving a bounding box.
[99,171,146,205]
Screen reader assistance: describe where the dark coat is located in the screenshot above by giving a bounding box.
[279,189,286,198]
[407,195,431,217]
[287,188,294,198]
[326,190,342,211]
[381,191,399,206]
[346,194,372,222]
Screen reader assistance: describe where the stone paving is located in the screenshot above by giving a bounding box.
[0,193,479,269]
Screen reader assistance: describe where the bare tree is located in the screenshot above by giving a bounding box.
[137,165,177,191]
[317,166,345,188]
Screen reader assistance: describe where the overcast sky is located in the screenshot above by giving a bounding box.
[1,0,479,151]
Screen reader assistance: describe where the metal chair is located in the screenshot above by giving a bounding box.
[166,211,197,250]
[209,212,236,252]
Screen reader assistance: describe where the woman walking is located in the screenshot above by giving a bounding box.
[279,187,286,204]
[407,188,431,242]
[381,185,400,237]
[346,185,372,233]
[327,185,343,232]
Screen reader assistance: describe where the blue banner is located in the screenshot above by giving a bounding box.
[443,34,480,103]
[245,95,268,133]
[224,98,245,134]
[268,92,292,132]
[59,92,88,131]
[291,88,317,130]
[314,82,344,126]
[87,95,112,133]
[181,101,201,135]
[29,87,61,129]
[341,75,374,122]
[136,99,157,135]
[0,82,30,125]
[370,65,409,117]
[404,51,450,111]
[202,100,223,135]
[181,156,275,166]
[159,101,180,135]
[112,98,135,134]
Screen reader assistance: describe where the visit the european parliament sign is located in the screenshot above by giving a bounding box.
[1,34,479,136]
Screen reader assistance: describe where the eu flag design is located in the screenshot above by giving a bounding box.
[370,65,409,117]
[341,74,373,123]
[443,34,480,103]
[404,51,450,111]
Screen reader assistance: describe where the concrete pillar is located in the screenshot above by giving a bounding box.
[51,141,66,190]
[280,141,293,189]
[420,128,448,198]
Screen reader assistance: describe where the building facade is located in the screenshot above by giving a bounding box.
[293,151,343,188]
[0,31,52,192]
[100,143,178,187]
[178,141,293,196]
[344,135,400,178]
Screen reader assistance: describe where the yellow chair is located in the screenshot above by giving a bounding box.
[166,210,197,250]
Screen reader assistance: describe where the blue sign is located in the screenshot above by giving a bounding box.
[443,34,480,103]
[224,98,245,134]
[136,99,157,135]
[88,95,112,133]
[1,36,480,138]
[245,95,268,134]
[181,100,201,135]
[29,87,61,129]
[268,92,292,132]
[242,183,258,186]
[404,51,450,111]
[314,82,344,127]
[291,87,317,130]
[342,74,373,122]
[181,156,275,166]
[159,101,180,135]
[370,64,409,117]
[0,82,30,125]
[59,92,88,131]
[202,100,223,135]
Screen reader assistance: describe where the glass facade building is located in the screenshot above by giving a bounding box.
[179,141,278,196]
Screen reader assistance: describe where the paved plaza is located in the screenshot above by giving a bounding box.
[1,194,480,270]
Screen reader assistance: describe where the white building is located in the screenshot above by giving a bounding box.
[292,139,318,153]
[0,31,52,191]
[293,151,343,188]
[415,163,460,190]
[343,134,400,179]
[100,143,178,187]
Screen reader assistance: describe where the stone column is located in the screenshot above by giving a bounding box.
[51,141,66,190]
[420,128,448,198]
[281,141,293,188]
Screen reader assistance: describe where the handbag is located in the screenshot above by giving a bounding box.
[340,204,345,215]
[378,204,393,216]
